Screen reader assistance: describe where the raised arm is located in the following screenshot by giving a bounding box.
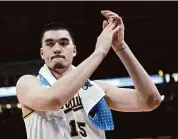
[96,10,161,112]
[16,21,119,111]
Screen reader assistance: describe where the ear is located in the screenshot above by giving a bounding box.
[73,45,77,57]
[40,48,44,59]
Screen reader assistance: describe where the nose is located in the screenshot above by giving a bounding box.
[53,43,62,54]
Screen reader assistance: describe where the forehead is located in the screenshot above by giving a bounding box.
[43,29,72,41]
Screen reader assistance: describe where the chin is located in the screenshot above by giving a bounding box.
[53,62,66,69]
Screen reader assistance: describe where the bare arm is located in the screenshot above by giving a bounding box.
[95,80,147,112]
[17,51,105,111]
[113,43,161,110]
[95,52,161,113]
[94,41,161,112]
[16,21,119,111]
[97,10,162,112]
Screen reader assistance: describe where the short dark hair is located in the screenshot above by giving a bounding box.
[40,22,75,45]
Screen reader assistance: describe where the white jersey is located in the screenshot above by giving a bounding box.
[24,93,106,139]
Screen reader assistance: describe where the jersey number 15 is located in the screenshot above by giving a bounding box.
[69,120,87,137]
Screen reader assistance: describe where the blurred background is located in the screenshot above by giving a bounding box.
[0,1,178,139]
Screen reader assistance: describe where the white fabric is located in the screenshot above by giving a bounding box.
[24,64,106,139]
[39,64,105,115]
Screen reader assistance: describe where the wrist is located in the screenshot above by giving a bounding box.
[113,41,127,53]
[114,46,127,53]
[93,49,107,59]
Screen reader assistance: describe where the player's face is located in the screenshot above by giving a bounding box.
[40,29,77,70]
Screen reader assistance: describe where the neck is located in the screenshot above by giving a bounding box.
[49,65,73,79]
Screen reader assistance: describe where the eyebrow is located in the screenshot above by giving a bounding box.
[45,37,69,43]
[45,38,53,43]
[59,37,70,42]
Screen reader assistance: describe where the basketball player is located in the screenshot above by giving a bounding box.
[16,10,162,139]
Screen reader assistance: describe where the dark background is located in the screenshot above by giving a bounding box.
[0,1,178,139]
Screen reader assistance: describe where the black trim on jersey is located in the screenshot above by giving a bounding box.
[64,107,72,113]
[64,106,84,114]
[23,110,35,119]
[73,106,83,112]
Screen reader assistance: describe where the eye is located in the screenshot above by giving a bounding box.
[46,42,55,47]
[60,40,69,46]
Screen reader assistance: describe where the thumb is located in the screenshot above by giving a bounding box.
[103,20,108,29]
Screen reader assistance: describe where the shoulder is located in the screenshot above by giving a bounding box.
[17,75,39,86]
[17,74,37,81]
[16,75,40,94]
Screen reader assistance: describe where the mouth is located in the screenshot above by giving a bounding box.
[51,55,65,60]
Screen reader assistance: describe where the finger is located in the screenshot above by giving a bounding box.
[101,10,114,14]
[110,16,124,28]
[111,25,121,34]
[103,20,108,29]
[101,11,117,23]
[104,18,114,29]
[109,16,122,24]
[101,11,118,17]
[101,11,109,20]
[102,19,117,33]
[161,95,165,101]
[107,21,117,31]
[102,11,121,20]
[108,18,113,23]
[103,13,118,17]
[104,14,121,23]
[109,15,121,20]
